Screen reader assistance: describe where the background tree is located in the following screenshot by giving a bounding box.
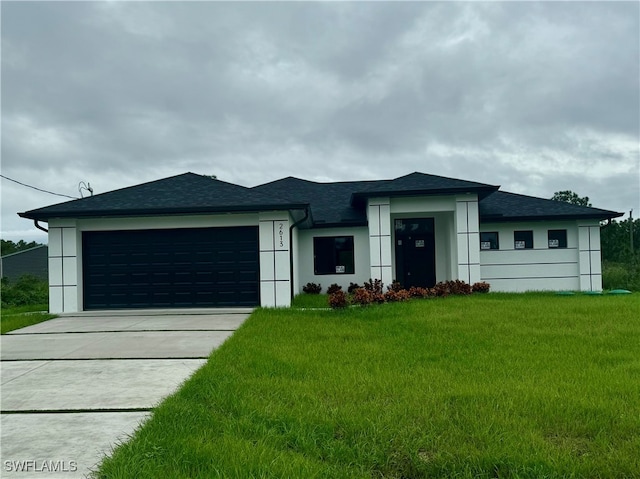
[600,217,640,290]
[551,190,592,207]
[1,239,43,256]
[600,218,639,263]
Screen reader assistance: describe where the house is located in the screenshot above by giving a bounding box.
[19,172,622,313]
[1,244,49,282]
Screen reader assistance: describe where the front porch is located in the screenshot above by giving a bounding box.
[367,195,481,288]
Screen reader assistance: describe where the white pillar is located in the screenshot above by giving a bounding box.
[47,221,80,313]
[455,196,481,285]
[367,198,393,285]
[259,213,291,307]
[578,222,602,291]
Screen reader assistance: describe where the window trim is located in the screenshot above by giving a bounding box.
[480,232,500,250]
[313,236,355,275]
[514,230,534,250]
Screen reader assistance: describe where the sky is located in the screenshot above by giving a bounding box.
[1,1,639,244]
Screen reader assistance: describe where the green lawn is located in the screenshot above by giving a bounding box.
[1,304,55,334]
[292,293,331,309]
[95,293,640,479]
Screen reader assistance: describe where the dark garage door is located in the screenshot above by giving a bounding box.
[83,227,259,309]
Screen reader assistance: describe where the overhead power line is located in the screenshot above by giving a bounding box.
[0,174,79,199]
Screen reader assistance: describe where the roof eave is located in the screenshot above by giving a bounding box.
[480,211,624,223]
[19,203,309,222]
[309,220,369,229]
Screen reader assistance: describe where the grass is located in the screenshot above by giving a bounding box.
[292,293,331,309]
[1,304,56,334]
[95,293,640,478]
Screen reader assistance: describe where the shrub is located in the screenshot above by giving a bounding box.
[384,289,411,302]
[363,278,384,295]
[0,275,49,307]
[372,292,386,304]
[351,288,373,306]
[302,282,322,294]
[432,282,450,297]
[347,282,361,294]
[602,261,640,291]
[448,280,472,295]
[387,281,403,292]
[433,280,472,297]
[328,290,349,309]
[327,283,342,295]
[408,286,431,298]
[472,281,491,294]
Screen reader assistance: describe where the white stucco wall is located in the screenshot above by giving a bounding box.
[296,226,370,293]
[479,220,602,292]
[47,212,297,313]
[291,226,301,297]
[433,213,454,282]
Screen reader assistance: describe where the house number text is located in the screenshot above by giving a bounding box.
[278,222,285,248]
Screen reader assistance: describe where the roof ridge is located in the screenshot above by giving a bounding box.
[254,176,388,188]
[252,176,316,188]
[392,171,500,188]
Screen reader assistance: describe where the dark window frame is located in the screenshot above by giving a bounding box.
[548,229,568,249]
[480,232,499,250]
[514,230,534,250]
[313,236,355,275]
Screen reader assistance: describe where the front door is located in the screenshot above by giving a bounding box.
[394,218,436,288]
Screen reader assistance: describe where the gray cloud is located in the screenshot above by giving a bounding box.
[2,1,638,242]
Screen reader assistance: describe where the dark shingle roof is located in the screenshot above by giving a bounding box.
[479,191,623,222]
[351,171,499,205]
[253,172,500,226]
[252,177,374,227]
[20,173,306,221]
[19,171,623,225]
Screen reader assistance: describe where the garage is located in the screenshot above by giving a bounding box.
[82,227,260,309]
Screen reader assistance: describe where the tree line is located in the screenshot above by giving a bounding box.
[1,239,44,256]
[601,218,639,263]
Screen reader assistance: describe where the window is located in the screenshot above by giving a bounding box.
[313,236,355,274]
[480,232,499,250]
[514,230,533,249]
[548,229,567,248]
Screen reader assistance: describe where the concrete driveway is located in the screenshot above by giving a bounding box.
[1,309,251,478]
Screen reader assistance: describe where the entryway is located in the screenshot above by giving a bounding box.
[394,218,436,288]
